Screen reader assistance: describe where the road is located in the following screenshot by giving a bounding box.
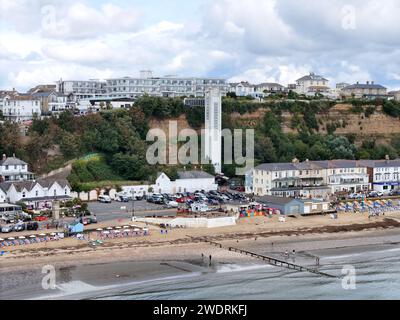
[88,201,177,222]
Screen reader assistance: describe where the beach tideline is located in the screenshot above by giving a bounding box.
[1,212,400,299]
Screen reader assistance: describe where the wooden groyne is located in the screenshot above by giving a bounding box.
[189,236,337,278]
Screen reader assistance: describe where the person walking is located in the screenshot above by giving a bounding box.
[209,255,212,267]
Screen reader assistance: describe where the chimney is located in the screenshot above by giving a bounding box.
[366,81,369,85]
[385,154,390,161]
[305,159,309,162]
[2,154,6,161]
[292,158,299,164]
[356,81,359,84]
[372,81,375,85]
[12,153,15,158]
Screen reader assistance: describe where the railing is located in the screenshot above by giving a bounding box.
[189,237,337,278]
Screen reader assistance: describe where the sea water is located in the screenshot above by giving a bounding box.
[83,245,400,300]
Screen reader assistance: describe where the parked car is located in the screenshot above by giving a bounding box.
[14,223,26,232]
[26,222,39,231]
[166,201,179,208]
[348,193,363,200]
[116,195,130,202]
[389,190,400,196]
[1,225,14,233]
[34,216,48,222]
[98,195,112,203]
[368,191,384,198]
[152,194,164,204]
[0,214,15,224]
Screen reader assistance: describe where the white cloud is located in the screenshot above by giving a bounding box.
[1,0,400,90]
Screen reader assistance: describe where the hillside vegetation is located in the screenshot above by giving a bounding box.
[1,96,400,190]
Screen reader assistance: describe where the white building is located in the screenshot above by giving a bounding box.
[360,159,400,194]
[341,81,387,99]
[249,159,369,198]
[204,88,222,173]
[324,160,369,194]
[0,154,35,182]
[295,72,330,96]
[0,188,6,203]
[56,79,107,101]
[0,179,71,208]
[1,96,41,122]
[229,82,256,97]
[31,91,68,115]
[106,70,228,99]
[153,171,218,194]
[255,83,286,94]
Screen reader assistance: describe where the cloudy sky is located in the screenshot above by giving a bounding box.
[0,0,399,91]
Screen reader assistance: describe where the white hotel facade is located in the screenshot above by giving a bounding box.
[56,71,228,102]
[248,159,370,198]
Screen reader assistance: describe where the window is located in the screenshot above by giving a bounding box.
[22,192,26,198]
[36,191,38,197]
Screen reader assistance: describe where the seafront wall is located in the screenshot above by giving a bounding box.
[135,216,237,228]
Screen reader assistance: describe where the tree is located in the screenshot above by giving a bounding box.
[59,131,80,159]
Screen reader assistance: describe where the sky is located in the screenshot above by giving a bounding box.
[0,0,399,91]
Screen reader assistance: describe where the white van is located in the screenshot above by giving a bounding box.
[98,195,112,203]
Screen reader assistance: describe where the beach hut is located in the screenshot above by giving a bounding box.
[68,221,84,234]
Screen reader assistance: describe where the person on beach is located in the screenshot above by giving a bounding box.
[316,257,320,267]
[209,255,212,267]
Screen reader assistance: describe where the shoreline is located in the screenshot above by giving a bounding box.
[0,217,400,274]
[1,224,400,299]
[1,215,400,273]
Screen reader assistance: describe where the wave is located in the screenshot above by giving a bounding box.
[34,272,203,300]
[216,263,273,274]
[323,247,400,261]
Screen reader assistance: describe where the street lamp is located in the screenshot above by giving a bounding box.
[131,194,135,221]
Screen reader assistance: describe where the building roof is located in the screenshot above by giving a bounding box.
[31,91,57,98]
[296,73,328,82]
[256,195,299,205]
[0,155,27,167]
[255,83,285,88]
[255,163,297,171]
[177,171,214,179]
[359,159,400,168]
[230,81,254,88]
[343,83,386,90]
[255,159,368,172]
[22,195,72,202]
[28,85,57,94]
[0,179,70,193]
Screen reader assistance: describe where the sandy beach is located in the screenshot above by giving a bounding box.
[2,212,400,299]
